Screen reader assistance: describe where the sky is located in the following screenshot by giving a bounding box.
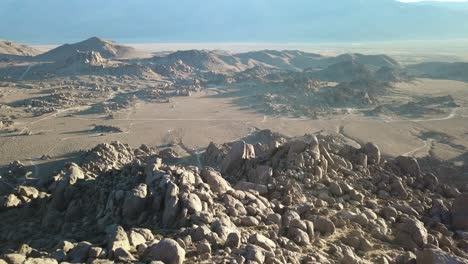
[399,0,467,2]
[2,0,468,43]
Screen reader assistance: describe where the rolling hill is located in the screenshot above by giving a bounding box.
[34,37,138,61]
[406,62,468,82]
[0,40,40,59]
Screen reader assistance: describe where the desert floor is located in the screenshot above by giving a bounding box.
[1,78,467,181]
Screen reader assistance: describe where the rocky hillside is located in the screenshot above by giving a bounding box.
[150,50,251,73]
[0,51,161,81]
[375,66,408,83]
[1,130,467,263]
[55,50,160,79]
[308,61,374,83]
[35,37,137,61]
[317,79,391,107]
[326,53,400,71]
[149,50,401,75]
[236,50,324,71]
[0,40,39,60]
[405,62,468,82]
[0,40,39,56]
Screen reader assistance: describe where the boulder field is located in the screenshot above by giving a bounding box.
[1,130,467,264]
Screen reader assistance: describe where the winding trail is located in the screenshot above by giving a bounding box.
[401,139,434,157]
[12,91,117,177]
[337,125,362,148]
[391,108,462,156]
[337,107,465,157]
[378,107,461,124]
[18,64,33,81]
[17,90,117,133]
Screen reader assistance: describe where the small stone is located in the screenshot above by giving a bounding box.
[146,238,185,264]
[108,226,131,257]
[266,213,282,226]
[329,182,343,196]
[88,247,103,259]
[196,241,211,255]
[200,168,232,194]
[289,219,307,231]
[67,242,92,263]
[18,186,39,199]
[241,216,259,226]
[314,216,336,236]
[114,247,136,262]
[184,193,203,212]
[3,194,21,208]
[2,254,26,264]
[225,232,241,248]
[249,233,276,252]
[395,217,428,250]
[128,229,147,247]
[244,245,265,263]
[288,227,310,246]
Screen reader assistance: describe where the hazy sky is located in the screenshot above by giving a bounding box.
[399,0,467,2]
[2,0,468,43]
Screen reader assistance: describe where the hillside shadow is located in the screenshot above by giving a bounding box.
[0,151,84,190]
[418,152,468,184]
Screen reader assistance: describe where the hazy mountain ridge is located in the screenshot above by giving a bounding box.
[149,48,400,73]
[35,37,137,61]
[0,39,40,59]
[1,37,466,84]
[308,60,375,83]
[405,61,468,82]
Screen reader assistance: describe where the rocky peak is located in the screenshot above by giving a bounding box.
[64,50,107,66]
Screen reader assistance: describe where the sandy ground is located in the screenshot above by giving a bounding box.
[1,78,467,180]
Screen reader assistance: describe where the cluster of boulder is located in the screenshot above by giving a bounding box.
[14,89,101,117]
[1,130,468,263]
[0,120,14,131]
[367,95,459,119]
[92,125,124,134]
[242,73,396,119]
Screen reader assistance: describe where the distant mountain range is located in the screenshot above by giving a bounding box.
[0,37,404,82]
[1,36,466,83]
[1,0,468,43]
